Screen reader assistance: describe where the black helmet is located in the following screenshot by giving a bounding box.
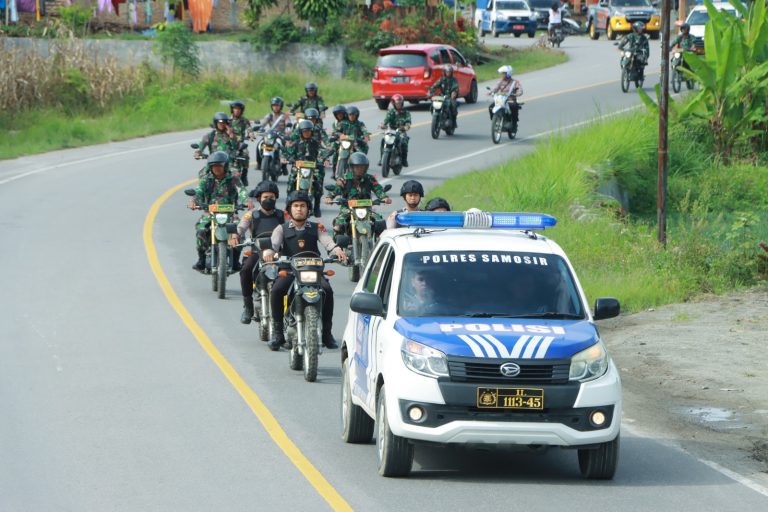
[347,106,360,117]
[680,23,690,31]
[250,180,279,200]
[207,151,229,167]
[400,180,424,197]
[229,100,245,114]
[305,82,318,92]
[425,197,451,211]
[305,107,320,121]
[633,21,645,31]
[551,2,559,10]
[332,104,347,117]
[271,96,284,107]
[285,190,312,210]
[297,119,314,132]
[349,152,369,172]
[213,112,231,126]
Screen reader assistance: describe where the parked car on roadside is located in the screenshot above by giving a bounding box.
[587,0,661,40]
[683,2,739,54]
[371,44,479,111]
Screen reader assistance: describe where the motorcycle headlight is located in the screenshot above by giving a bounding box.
[215,214,229,225]
[673,52,681,58]
[354,208,368,219]
[495,96,505,106]
[299,270,319,283]
[433,101,443,109]
[624,51,633,58]
[569,340,609,382]
[300,168,312,177]
[384,134,395,144]
[401,339,448,378]
[341,140,352,149]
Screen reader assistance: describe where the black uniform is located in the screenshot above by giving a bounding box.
[239,209,285,297]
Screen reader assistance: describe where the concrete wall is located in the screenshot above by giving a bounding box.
[1,38,346,77]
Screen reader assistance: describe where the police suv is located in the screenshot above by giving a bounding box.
[339,210,622,478]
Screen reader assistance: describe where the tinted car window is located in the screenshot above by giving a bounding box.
[430,51,441,64]
[497,1,529,9]
[439,48,451,65]
[397,251,585,318]
[449,49,467,67]
[377,53,428,68]
[379,251,396,313]
[364,245,390,293]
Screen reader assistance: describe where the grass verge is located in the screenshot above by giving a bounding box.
[474,45,568,82]
[428,113,768,313]
[0,72,371,160]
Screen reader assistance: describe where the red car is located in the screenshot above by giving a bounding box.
[371,43,479,110]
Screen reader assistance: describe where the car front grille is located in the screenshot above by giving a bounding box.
[625,13,652,23]
[507,16,529,21]
[447,357,570,384]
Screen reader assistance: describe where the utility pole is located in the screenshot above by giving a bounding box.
[658,0,671,246]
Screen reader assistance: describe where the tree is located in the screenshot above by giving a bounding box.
[293,0,347,25]
[243,0,279,29]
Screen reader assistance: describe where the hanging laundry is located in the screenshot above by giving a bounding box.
[145,0,151,24]
[97,0,114,14]
[35,0,40,21]
[16,0,36,12]
[188,0,212,33]
[9,0,18,22]
[0,0,6,10]
[163,0,171,21]
[112,0,126,15]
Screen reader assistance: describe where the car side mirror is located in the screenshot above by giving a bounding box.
[184,189,196,197]
[383,184,392,192]
[350,292,385,317]
[593,298,620,320]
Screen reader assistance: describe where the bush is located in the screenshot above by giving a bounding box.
[251,15,302,51]
[153,22,201,78]
[58,4,92,35]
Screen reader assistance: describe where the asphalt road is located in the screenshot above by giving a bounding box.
[2,35,767,511]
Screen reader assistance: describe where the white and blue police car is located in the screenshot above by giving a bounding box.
[339,210,622,478]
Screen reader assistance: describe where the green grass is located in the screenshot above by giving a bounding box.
[428,113,768,313]
[474,46,568,82]
[0,72,372,160]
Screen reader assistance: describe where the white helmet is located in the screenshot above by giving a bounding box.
[498,65,513,78]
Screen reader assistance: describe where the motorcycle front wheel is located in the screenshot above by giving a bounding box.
[261,155,273,182]
[259,286,272,342]
[430,114,441,139]
[381,152,391,178]
[217,241,227,299]
[621,69,630,93]
[303,305,321,382]
[686,79,695,90]
[491,112,503,144]
[672,69,682,93]
[335,156,348,180]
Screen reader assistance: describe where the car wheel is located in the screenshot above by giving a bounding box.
[514,32,521,38]
[650,31,660,40]
[376,386,414,477]
[578,434,620,479]
[589,20,600,40]
[376,98,390,111]
[341,358,374,443]
[464,80,478,104]
[607,22,616,40]
[528,31,536,38]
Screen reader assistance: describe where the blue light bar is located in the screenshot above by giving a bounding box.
[395,210,557,230]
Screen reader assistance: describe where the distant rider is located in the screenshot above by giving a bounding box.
[618,21,650,77]
[229,100,254,186]
[488,65,523,126]
[548,2,562,39]
[428,66,460,129]
[378,94,412,168]
[285,119,327,218]
[339,106,370,154]
[195,112,238,174]
[263,191,347,350]
[290,82,326,121]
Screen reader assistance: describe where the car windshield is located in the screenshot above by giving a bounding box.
[498,1,529,9]
[397,251,585,318]
[687,9,735,24]
[377,53,428,68]
[613,0,651,6]
[528,0,553,8]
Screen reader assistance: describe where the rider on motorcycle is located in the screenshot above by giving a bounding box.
[260,97,291,134]
[548,2,562,39]
[325,152,392,235]
[488,65,523,124]
[263,190,347,351]
[425,197,451,212]
[618,21,650,71]
[671,22,695,51]
[378,94,412,167]
[339,106,370,154]
[330,105,349,133]
[290,82,326,119]
[195,112,238,162]
[285,119,327,218]
[232,180,285,324]
[386,180,423,229]
[188,151,248,271]
[428,66,460,129]
[229,100,254,186]
[289,107,329,145]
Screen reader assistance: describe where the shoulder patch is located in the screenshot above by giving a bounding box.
[244,212,252,219]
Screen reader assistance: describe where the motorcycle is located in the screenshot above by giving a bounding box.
[184,189,242,299]
[617,44,645,92]
[487,87,523,143]
[237,234,278,343]
[256,127,286,182]
[333,137,355,180]
[671,51,695,93]
[280,253,338,382]
[548,23,565,48]
[430,94,455,139]
[325,184,392,282]
[380,127,406,178]
[288,159,322,196]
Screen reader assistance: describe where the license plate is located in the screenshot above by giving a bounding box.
[513,24,525,30]
[477,387,544,410]
[391,76,410,83]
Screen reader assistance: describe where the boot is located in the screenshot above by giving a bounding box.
[401,147,409,168]
[192,249,206,271]
[240,296,254,324]
[322,330,338,349]
[241,168,249,187]
[313,197,322,218]
[268,323,286,351]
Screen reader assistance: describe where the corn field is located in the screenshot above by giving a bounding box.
[0,39,146,114]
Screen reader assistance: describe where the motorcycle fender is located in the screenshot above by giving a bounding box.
[263,150,274,156]
[215,226,229,240]
[356,221,371,235]
[301,288,323,304]
[491,104,503,115]
[299,178,311,190]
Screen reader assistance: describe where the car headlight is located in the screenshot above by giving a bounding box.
[569,340,609,382]
[496,13,505,20]
[299,270,319,283]
[614,10,624,17]
[401,339,449,378]
[531,11,539,19]
[215,214,228,225]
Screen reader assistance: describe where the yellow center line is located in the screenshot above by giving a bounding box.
[143,179,352,512]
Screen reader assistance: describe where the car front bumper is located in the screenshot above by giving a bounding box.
[612,15,661,32]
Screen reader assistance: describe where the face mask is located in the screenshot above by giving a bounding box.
[261,198,276,210]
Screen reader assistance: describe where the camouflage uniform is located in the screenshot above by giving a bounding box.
[201,129,239,156]
[289,124,329,146]
[260,111,290,134]
[340,119,370,154]
[618,32,649,63]
[429,76,460,124]
[379,108,412,161]
[193,171,248,251]
[326,171,388,233]
[290,95,327,115]
[284,137,326,200]
[230,115,252,142]
[671,32,695,51]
